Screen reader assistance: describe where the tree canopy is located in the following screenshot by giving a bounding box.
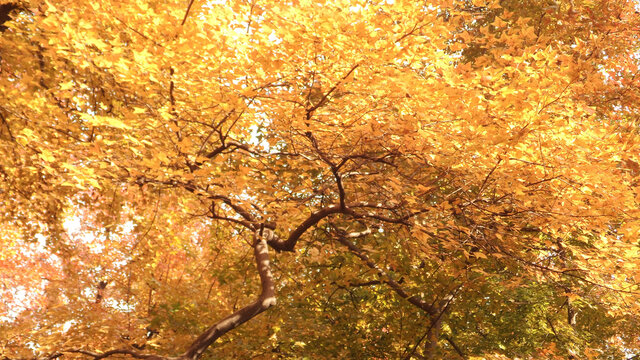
[1,0,640,359]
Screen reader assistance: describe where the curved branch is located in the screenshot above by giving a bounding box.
[267,204,353,252]
[267,202,424,252]
[181,230,276,360]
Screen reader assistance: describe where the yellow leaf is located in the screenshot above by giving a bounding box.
[81,114,130,130]
[59,81,74,91]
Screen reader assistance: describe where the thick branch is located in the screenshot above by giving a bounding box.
[37,222,276,360]
[267,201,424,252]
[404,288,460,360]
[181,231,276,360]
[267,204,353,252]
[0,109,14,141]
[331,167,346,210]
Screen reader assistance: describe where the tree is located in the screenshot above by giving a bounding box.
[1,0,640,359]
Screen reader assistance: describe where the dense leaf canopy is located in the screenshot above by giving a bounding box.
[1,0,640,359]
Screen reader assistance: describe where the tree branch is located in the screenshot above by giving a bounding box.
[266,201,424,252]
[335,233,437,315]
[444,336,467,360]
[403,287,461,360]
[266,204,354,252]
[45,348,163,360]
[181,0,196,26]
[181,229,276,360]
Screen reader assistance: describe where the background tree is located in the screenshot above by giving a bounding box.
[1,0,640,359]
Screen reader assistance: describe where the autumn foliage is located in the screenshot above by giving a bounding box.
[1,0,640,359]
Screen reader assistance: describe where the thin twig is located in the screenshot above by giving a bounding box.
[181,0,196,26]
